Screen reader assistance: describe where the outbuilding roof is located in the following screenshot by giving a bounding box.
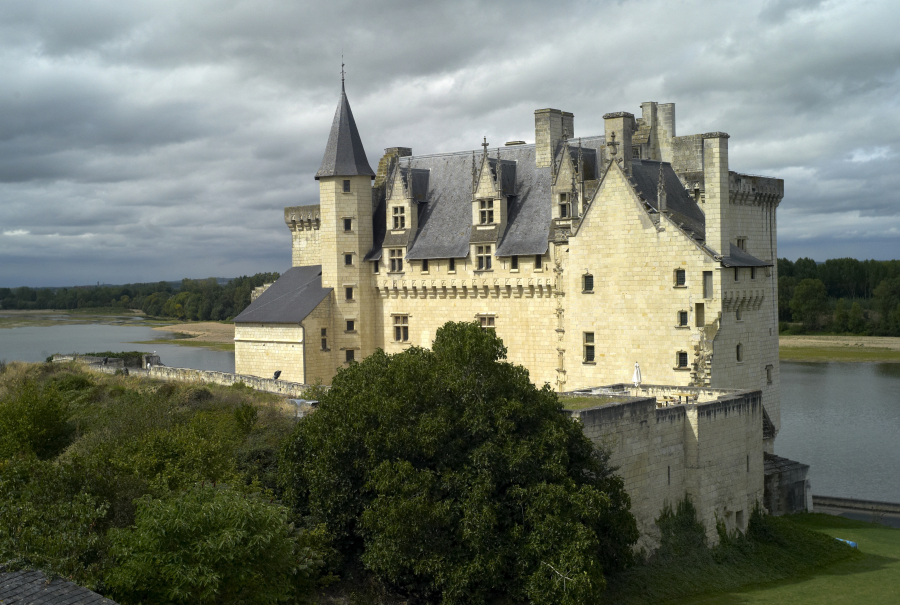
[233,265,331,324]
[0,569,118,604]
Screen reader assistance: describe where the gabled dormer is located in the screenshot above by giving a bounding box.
[385,160,429,243]
[471,142,516,235]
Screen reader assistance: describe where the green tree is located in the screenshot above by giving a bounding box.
[281,321,637,605]
[833,298,849,333]
[848,301,867,333]
[106,484,322,605]
[873,277,900,335]
[789,279,828,330]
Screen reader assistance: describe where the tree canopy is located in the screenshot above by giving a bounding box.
[280,321,638,605]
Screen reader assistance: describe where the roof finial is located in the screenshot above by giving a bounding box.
[341,55,345,92]
[482,136,489,152]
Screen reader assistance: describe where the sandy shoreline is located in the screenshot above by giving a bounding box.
[153,321,235,343]
[780,335,900,351]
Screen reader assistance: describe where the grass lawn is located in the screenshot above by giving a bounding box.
[669,515,900,605]
[131,338,235,352]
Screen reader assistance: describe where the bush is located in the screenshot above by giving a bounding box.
[0,379,72,460]
[0,457,109,590]
[281,321,638,605]
[106,484,323,605]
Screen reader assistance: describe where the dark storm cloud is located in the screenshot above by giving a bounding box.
[1,0,898,287]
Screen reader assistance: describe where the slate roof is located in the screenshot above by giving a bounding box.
[233,266,331,324]
[315,89,375,180]
[721,243,772,267]
[629,160,706,239]
[0,569,117,604]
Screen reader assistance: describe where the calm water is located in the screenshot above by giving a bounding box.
[778,361,900,503]
[0,323,234,373]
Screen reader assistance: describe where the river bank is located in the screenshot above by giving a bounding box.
[779,335,900,362]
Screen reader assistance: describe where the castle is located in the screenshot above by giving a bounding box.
[234,85,807,544]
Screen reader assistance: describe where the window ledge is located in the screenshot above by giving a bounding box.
[582,290,594,294]
[474,269,494,274]
[673,367,691,371]
[582,361,596,365]
[674,325,690,329]
[673,285,688,289]
[386,272,405,276]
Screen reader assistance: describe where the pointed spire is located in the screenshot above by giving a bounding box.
[315,82,375,180]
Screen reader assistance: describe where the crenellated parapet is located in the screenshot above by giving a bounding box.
[728,172,784,206]
[285,204,322,267]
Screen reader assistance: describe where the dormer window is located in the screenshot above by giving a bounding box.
[559,193,570,218]
[479,200,494,224]
[389,249,404,272]
[392,207,406,230]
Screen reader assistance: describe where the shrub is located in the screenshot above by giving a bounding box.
[106,484,323,605]
[281,321,638,605]
[0,379,72,460]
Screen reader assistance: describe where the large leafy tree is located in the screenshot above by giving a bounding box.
[281,321,637,605]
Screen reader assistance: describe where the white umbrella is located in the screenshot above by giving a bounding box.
[632,362,642,388]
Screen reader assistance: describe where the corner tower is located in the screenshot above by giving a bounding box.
[316,82,376,367]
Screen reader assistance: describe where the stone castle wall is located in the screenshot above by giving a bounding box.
[234,323,306,383]
[571,386,764,549]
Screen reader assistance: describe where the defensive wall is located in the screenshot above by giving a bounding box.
[52,354,312,398]
[564,383,765,549]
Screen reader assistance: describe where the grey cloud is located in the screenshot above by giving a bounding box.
[1,0,898,288]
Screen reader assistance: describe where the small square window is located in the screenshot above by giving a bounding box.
[736,343,744,362]
[766,364,773,384]
[734,267,740,281]
[345,287,353,300]
[535,255,543,270]
[677,351,688,368]
[393,315,409,342]
[373,261,379,274]
[511,255,518,270]
[343,179,351,193]
[703,271,713,298]
[343,218,352,232]
[448,258,456,272]
[736,306,743,321]
[559,193,570,218]
[346,320,355,332]
[478,315,495,329]
[583,332,595,363]
[321,328,327,337]
[344,254,353,266]
[321,338,327,350]
[346,349,355,363]
[675,269,686,286]
[736,237,747,251]
[422,259,429,272]
[678,311,688,326]
[751,267,756,280]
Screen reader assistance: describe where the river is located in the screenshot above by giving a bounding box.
[0,322,234,373]
[777,361,900,503]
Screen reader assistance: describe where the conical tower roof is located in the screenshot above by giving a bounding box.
[315,87,375,180]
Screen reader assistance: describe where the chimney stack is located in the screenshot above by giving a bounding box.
[535,109,574,168]
[702,132,730,256]
[603,112,635,174]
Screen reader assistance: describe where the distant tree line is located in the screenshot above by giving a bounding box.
[778,258,900,335]
[0,273,280,321]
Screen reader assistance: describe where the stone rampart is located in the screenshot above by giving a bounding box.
[567,384,764,549]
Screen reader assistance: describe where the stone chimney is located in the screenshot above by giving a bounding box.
[658,103,676,162]
[603,112,635,174]
[535,108,574,168]
[702,132,730,256]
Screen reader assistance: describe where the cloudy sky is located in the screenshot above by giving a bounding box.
[1,0,898,287]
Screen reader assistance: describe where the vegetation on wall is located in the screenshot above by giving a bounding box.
[0,272,280,321]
